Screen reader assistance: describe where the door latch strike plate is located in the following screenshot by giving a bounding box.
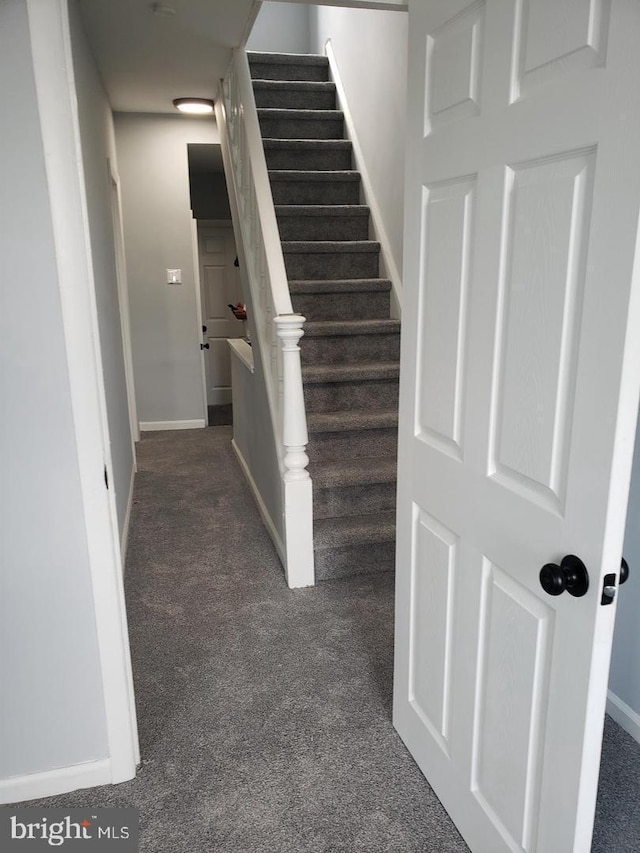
[601,573,616,605]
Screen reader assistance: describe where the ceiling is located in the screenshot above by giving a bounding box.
[78,0,259,114]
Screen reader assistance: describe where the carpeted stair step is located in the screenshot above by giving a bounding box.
[253,80,337,110]
[248,51,329,82]
[276,205,369,241]
[264,140,353,171]
[269,171,361,205]
[313,512,396,580]
[282,241,379,279]
[307,409,398,461]
[290,278,391,320]
[302,319,401,363]
[311,457,397,519]
[258,109,344,140]
[302,362,399,413]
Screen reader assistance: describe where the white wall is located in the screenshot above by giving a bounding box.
[609,413,640,730]
[0,0,108,780]
[70,0,134,537]
[310,5,408,277]
[247,1,310,54]
[114,114,218,427]
[229,345,285,549]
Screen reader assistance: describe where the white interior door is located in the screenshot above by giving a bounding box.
[198,224,242,406]
[394,2,640,852]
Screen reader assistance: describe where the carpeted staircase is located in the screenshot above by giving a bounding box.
[248,51,400,582]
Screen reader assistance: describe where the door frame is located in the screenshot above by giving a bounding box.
[108,159,140,446]
[26,0,139,787]
[191,217,209,421]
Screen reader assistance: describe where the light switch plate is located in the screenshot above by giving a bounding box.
[167,268,181,284]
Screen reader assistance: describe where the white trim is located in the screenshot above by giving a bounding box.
[607,690,640,744]
[120,464,136,566]
[139,419,206,431]
[26,0,138,785]
[0,759,111,806]
[197,219,234,227]
[264,0,408,10]
[325,39,403,319]
[232,438,286,565]
[191,217,209,419]
[228,338,255,373]
[108,161,140,445]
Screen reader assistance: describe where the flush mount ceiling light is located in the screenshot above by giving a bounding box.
[172,98,215,115]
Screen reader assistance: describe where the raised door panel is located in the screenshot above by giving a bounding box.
[425,1,485,133]
[473,563,554,852]
[416,178,475,460]
[513,0,610,99]
[489,149,595,513]
[409,509,458,756]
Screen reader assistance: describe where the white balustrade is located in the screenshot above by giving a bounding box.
[216,49,315,588]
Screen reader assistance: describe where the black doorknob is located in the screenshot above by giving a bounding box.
[620,557,629,585]
[540,555,589,597]
[202,325,208,333]
[200,342,210,350]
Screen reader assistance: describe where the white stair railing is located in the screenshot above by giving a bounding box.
[216,48,314,588]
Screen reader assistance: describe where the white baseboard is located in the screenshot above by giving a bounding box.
[120,464,136,565]
[325,39,403,319]
[231,439,286,566]
[0,758,111,805]
[607,690,640,744]
[139,419,206,432]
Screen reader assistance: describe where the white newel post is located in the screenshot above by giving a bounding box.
[275,315,315,588]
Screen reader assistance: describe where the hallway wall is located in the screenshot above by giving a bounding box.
[0,0,108,783]
[114,114,218,428]
[247,1,311,54]
[310,5,408,278]
[70,0,134,538]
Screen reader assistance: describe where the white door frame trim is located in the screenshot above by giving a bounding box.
[191,217,209,420]
[26,0,139,784]
[108,160,140,446]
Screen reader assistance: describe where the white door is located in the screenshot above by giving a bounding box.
[394,2,640,852]
[198,224,242,405]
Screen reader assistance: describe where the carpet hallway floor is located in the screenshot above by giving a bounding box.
[17,428,640,852]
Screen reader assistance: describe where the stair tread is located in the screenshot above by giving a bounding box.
[307,408,398,433]
[276,205,369,217]
[253,80,336,91]
[314,511,396,549]
[312,457,397,489]
[258,108,343,119]
[263,139,352,149]
[304,319,400,336]
[248,51,329,66]
[269,170,360,182]
[303,362,399,383]
[290,279,391,293]
[282,241,379,254]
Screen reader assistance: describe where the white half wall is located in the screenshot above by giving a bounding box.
[114,114,218,426]
[310,5,408,277]
[0,0,109,783]
[247,1,311,54]
[609,409,640,741]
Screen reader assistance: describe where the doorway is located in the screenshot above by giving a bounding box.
[188,144,243,427]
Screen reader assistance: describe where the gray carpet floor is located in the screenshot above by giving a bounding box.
[17,428,640,852]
